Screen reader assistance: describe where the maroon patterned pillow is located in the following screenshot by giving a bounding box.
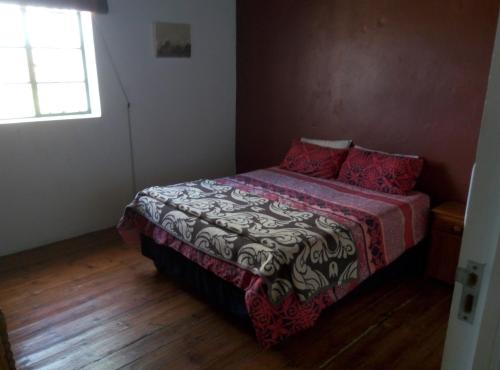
[337,147,424,195]
[280,140,349,179]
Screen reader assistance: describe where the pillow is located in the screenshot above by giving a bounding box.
[281,140,349,179]
[337,147,424,195]
[300,137,352,149]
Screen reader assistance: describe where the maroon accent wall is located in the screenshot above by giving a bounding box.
[236,0,499,203]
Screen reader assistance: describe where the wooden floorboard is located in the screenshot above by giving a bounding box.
[0,229,452,370]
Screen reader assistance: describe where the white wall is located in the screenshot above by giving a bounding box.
[0,0,236,256]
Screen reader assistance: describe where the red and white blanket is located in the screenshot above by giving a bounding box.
[118,168,429,348]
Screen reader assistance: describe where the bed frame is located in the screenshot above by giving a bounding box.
[141,234,249,320]
[140,234,427,325]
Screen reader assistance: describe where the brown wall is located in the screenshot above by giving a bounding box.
[236,0,499,203]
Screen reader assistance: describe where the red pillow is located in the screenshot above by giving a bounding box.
[280,140,348,179]
[337,147,424,195]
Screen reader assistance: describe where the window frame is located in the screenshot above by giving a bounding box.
[0,5,101,124]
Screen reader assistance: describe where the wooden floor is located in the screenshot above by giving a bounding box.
[0,229,452,370]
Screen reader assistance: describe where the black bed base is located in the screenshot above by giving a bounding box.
[141,234,428,324]
[141,234,249,320]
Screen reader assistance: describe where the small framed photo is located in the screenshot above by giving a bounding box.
[154,22,191,58]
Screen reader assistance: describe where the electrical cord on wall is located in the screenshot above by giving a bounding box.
[93,21,138,197]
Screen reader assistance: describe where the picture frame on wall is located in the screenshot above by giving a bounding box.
[154,22,191,58]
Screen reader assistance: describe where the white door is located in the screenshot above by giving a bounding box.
[441,10,500,370]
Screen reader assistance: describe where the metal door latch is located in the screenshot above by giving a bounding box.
[455,260,485,324]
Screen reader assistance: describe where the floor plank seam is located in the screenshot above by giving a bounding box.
[318,296,415,369]
[113,313,216,370]
[75,325,168,370]
[12,289,180,366]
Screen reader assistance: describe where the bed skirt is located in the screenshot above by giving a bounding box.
[141,234,249,320]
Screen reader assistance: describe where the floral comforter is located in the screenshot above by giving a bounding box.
[118,168,429,347]
[124,179,358,304]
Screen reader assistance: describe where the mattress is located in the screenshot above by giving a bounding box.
[118,167,429,347]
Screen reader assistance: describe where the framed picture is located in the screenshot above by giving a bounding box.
[154,22,191,58]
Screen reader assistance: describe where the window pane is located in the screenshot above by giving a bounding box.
[38,82,88,114]
[26,7,81,48]
[0,4,25,47]
[0,84,35,119]
[32,49,85,82]
[0,48,30,83]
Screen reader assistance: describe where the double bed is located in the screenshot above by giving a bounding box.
[118,167,429,348]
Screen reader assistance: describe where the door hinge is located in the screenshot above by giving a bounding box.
[455,260,485,324]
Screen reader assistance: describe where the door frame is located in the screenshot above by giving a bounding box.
[441,9,500,370]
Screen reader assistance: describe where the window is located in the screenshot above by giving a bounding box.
[0,4,101,123]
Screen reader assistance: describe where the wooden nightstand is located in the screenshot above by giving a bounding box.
[426,201,466,284]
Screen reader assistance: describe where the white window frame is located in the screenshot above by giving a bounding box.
[0,6,101,125]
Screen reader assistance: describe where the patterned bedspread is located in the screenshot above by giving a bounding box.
[126,179,358,304]
[118,168,429,347]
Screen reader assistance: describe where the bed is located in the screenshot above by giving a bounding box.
[118,167,429,348]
